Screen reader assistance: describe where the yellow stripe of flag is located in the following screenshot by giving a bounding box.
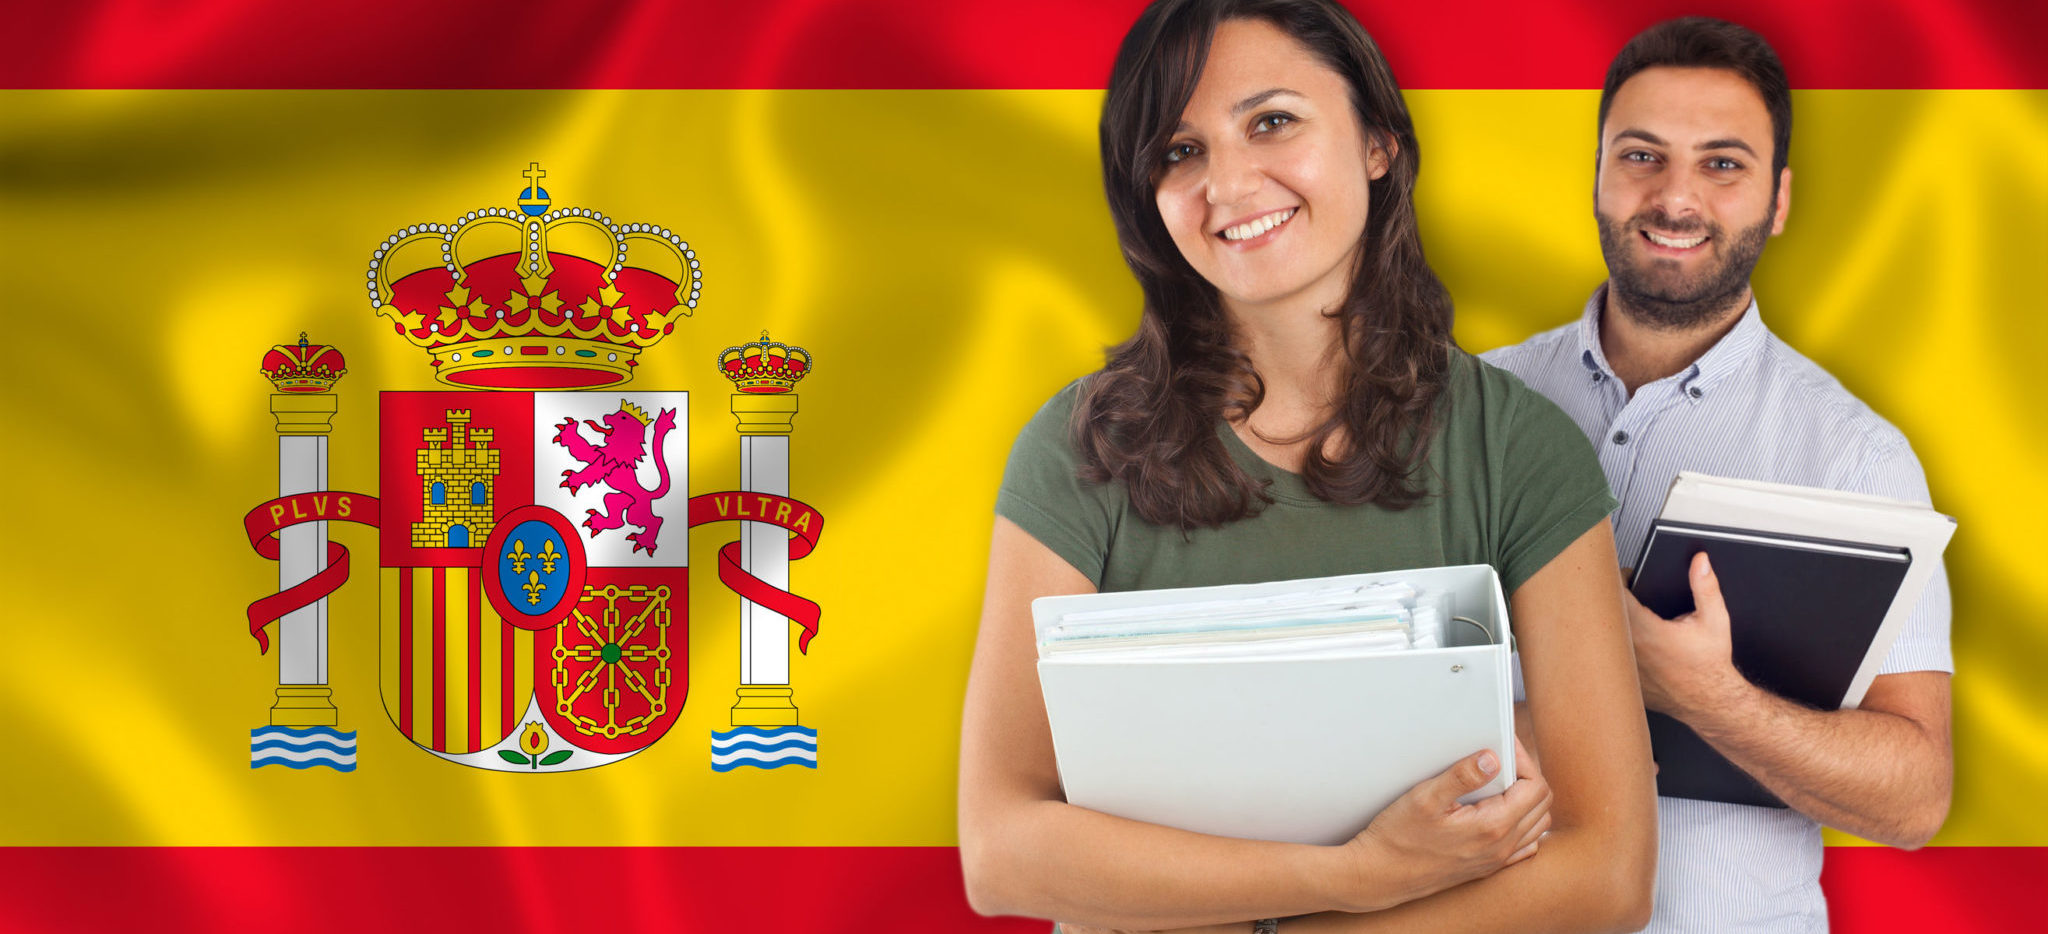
[0,89,2040,847]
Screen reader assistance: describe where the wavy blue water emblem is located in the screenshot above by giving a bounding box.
[251,725,358,772]
[711,725,817,772]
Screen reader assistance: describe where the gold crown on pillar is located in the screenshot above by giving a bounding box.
[719,331,812,394]
[261,332,348,393]
[367,163,702,391]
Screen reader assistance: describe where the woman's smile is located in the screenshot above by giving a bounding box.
[1217,206,1298,244]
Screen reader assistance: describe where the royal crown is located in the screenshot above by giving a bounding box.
[719,332,812,393]
[367,164,701,391]
[262,332,348,393]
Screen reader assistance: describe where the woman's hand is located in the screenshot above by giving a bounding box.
[1334,739,1553,912]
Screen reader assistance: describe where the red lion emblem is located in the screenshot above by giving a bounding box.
[553,400,679,556]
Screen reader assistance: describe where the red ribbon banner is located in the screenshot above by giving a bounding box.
[242,491,380,653]
[687,491,825,653]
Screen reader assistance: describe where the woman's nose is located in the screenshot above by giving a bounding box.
[1204,143,1263,207]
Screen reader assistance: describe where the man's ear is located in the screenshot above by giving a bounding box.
[1770,165,1792,236]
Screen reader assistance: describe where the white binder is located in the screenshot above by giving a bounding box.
[1033,565,1516,846]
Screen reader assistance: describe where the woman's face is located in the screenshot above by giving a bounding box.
[1155,18,1387,316]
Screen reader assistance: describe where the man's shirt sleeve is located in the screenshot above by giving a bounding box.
[1848,435,1955,676]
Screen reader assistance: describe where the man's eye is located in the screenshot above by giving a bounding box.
[1622,151,1656,164]
[1252,112,1295,134]
[1162,142,1200,165]
[1708,157,1743,171]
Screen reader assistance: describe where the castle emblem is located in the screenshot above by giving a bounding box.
[240,166,825,774]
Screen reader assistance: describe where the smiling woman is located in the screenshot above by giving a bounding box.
[1150,22,1379,321]
[1086,1,1451,515]
[957,1,1658,932]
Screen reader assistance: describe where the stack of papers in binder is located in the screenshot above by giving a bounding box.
[1036,579,1457,661]
[1033,565,1517,846]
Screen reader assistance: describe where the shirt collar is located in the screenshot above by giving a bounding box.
[1575,283,1768,399]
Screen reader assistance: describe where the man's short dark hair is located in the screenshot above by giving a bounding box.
[1598,17,1792,179]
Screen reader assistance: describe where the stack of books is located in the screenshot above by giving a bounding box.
[1629,472,1957,807]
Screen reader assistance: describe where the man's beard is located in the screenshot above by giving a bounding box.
[1596,206,1771,331]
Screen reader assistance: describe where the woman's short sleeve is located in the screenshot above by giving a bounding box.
[994,382,1119,587]
[1483,364,1619,594]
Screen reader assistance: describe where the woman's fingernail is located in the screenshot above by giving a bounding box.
[1478,751,1499,776]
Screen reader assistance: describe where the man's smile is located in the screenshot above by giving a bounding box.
[1644,230,1706,249]
[1640,228,1710,255]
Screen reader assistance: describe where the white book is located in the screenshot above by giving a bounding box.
[1032,565,1515,846]
[1654,471,1956,708]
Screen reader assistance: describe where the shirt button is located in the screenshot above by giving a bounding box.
[1612,430,1630,445]
[1592,372,1606,383]
[1689,386,1703,398]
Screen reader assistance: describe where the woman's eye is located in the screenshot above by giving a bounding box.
[1252,112,1295,134]
[1162,142,1201,165]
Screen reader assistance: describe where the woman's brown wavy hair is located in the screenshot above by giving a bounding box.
[1077,0,1456,530]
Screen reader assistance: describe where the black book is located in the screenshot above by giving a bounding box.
[1628,520,1911,808]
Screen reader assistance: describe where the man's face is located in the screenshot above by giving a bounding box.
[1595,66,1790,329]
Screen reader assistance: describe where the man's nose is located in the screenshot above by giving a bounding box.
[1204,142,1262,207]
[1645,168,1704,221]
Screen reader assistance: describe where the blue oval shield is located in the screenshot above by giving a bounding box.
[481,505,587,630]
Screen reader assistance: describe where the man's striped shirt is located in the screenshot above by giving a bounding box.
[1483,286,1952,934]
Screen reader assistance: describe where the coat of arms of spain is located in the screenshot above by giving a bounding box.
[241,165,824,774]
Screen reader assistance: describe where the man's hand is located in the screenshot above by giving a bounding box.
[1623,552,1750,720]
[1621,552,1952,847]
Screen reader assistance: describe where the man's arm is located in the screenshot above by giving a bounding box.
[1627,552,1953,848]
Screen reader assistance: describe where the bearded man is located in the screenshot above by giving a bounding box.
[1483,17,1953,934]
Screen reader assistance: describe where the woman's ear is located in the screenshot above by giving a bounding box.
[1366,132,1396,181]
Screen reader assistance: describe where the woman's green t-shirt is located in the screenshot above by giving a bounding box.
[996,351,1616,595]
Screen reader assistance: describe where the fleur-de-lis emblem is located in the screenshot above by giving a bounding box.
[523,570,546,605]
[506,539,533,574]
[539,539,560,575]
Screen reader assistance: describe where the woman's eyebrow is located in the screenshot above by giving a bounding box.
[1232,87,1302,116]
[1175,87,1306,133]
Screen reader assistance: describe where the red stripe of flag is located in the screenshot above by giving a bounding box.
[4,1,2040,89]
[0,847,1037,934]
[0,846,2032,931]
[1821,846,2037,931]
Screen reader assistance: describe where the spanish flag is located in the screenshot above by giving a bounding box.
[2,1,2041,931]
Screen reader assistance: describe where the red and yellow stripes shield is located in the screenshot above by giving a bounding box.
[378,566,535,754]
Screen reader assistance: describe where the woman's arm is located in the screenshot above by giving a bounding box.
[1273,522,1659,934]
[958,518,1553,929]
